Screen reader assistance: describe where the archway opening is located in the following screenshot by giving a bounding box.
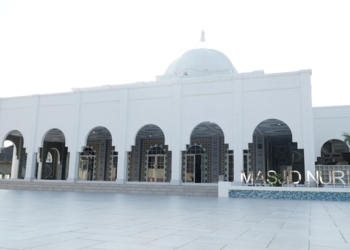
[318,139,350,165]
[183,122,229,183]
[79,126,116,181]
[1,130,26,179]
[128,124,171,182]
[315,139,350,185]
[36,129,68,180]
[249,119,305,184]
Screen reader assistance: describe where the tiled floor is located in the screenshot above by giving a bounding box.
[1,189,350,250]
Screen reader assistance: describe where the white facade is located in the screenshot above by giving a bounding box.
[0,48,349,185]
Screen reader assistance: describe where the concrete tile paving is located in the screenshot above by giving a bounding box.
[1,189,350,249]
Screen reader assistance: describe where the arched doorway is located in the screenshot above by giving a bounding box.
[183,145,207,183]
[318,139,350,165]
[249,119,305,183]
[37,129,68,180]
[1,130,26,179]
[183,122,229,183]
[79,126,116,181]
[79,147,96,180]
[145,145,167,182]
[41,148,62,179]
[128,124,171,182]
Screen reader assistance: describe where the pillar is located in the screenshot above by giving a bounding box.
[67,92,82,182]
[68,152,79,181]
[233,78,244,185]
[10,145,19,179]
[37,162,42,180]
[116,89,129,184]
[170,84,182,185]
[300,70,316,183]
[116,151,127,183]
[24,95,40,181]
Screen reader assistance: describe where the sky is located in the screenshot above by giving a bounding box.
[0,0,349,107]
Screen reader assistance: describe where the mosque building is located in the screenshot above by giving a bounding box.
[1,37,350,191]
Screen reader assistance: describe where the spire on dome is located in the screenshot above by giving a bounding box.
[200,30,205,42]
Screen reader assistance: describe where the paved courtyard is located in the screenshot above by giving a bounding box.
[1,190,350,250]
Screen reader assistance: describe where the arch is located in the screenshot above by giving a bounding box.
[186,145,206,154]
[81,147,96,156]
[45,148,61,163]
[134,124,165,142]
[128,124,171,182]
[85,126,112,145]
[248,118,304,183]
[2,130,23,146]
[189,121,225,142]
[182,122,228,183]
[80,126,116,181]
[46,152,53,163]
[243,115,302,148]
[318,139,350,165]
[41,128,66,145]
[1,130,26,179]
[146,145,166,155]
[253,119,292,141]
[37,128,68,180]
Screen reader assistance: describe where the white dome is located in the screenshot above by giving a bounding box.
[164,48,237,78]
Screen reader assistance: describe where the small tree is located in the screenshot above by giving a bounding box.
[343,132,350,146]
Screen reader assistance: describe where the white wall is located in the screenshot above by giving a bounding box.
[0,69,315,182]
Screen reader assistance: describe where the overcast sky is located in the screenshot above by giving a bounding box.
[0,0,349,107]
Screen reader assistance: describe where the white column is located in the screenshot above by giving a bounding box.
[233,79,244,185]
[68,152,80,181]
[171,150,182,185]
[300,70,316,183]
[67,92,82,182]
[25,95,40,181]
[171,83,182,185]
[10,145,19,179]
[116,89,129,183]
[37,162,43,179]
[117,151,128,183]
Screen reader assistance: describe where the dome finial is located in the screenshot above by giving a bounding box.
[200,30,205,42]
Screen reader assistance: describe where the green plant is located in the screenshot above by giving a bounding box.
[343,132,350,146]
[268,173,284,187]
